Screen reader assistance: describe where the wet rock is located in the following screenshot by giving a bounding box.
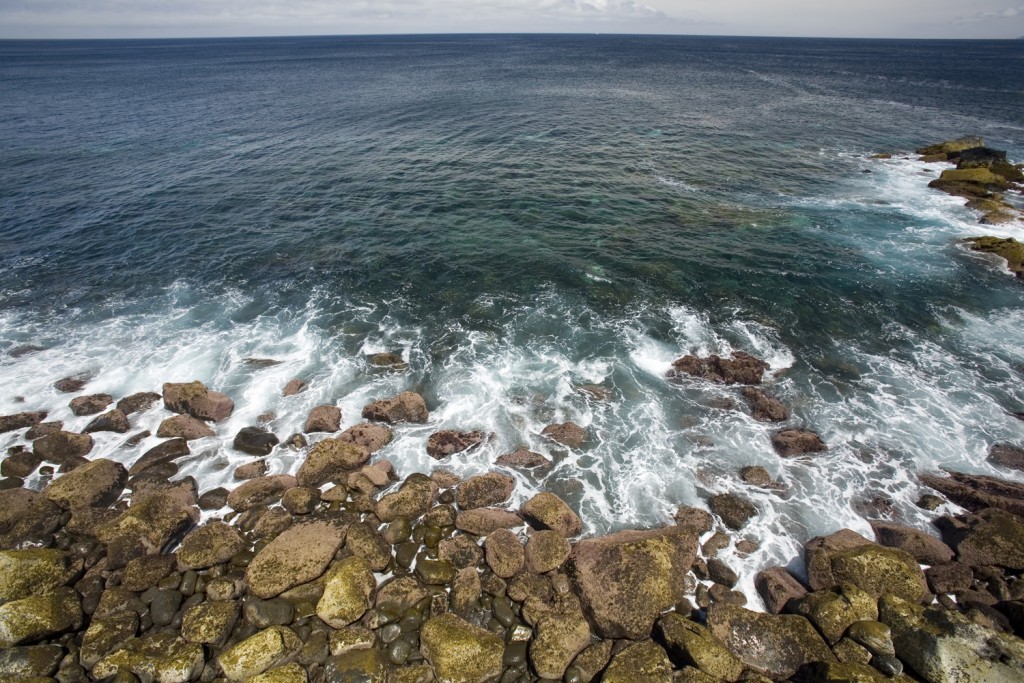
[344,522,391,571]
[282,486,319,515]
[368,351,407,369]
[80,612,140,668]
[667,352,770,385]
[771,428,827,457]
[128,438,189,477]
[439,535,484,569]
[920,470,1024,518]
[297,439,370,487]
[163,380,233,421]
[0,549,78,603]
[674,506,714,534]
[33,431,93,463]
[54,376,88,393]
[70,393,113,416]
[739,465,773,488]
[415,558,456,585]
[1,449,42,478]
[494,448,552,470]
[303,405,341,433]
[743,387,789,422]
[217,625,302,682]
[339,422,393,453]
[0,411,47,435]
[484,528,524,578]
[656,612,744,682]
[455,507,522,535]
[568,640,613,683]
[177,521,245,570]
[361,391,429,424]
[246,519,346,599]
[541,421,588,448]
[602,640,673,683]
[521,492,581,536]
[0,644,64,679]
[788,583,878,644]
[870,521,954,565]
[707,602,835,679]
[92,631,204,683]
[525,529,571,574]
[988,443,1024,471]
[234,459,268,480]
[233,426,280,455]
[84,408,131,434]
[282,378,307,397]
[456,472,515,510]
[156,414,215,440]
[419,613,504,683]
[426,429,489,459]
[324,648,385,682]
[96,492,196,568]
[197,487,228,510]
[122,554,176,592]
[925,562,973,595]
[0,586,82,647]
[0,489,62,548]
[709,493,756,530]
[227,474,297,511]
[249,662,307,683]
[451,567,481,616]
[918,137,986,157]
[707,558,738,587]
[131,474,198,508]
[116,391,161,415]
[937,507,1024,570]
[43,457,127,510]
[846,619,895,657]
[568,525,697,639]
[805,528,928,601]
[530,609,592,680]
[376,473,437,522]
[755,566,808,614]
[317,556,376,628]
[25,420,62,440]
[244,596,295,628]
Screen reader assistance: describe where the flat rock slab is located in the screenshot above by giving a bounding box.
[920,470,1024,518]
[246,520,346,599]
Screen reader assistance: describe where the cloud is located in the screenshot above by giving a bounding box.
[958,4,1024,22]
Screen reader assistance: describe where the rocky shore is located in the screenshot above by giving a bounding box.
[2,356,1024,683]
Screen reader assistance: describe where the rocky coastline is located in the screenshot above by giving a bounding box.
[2,348,1024,683]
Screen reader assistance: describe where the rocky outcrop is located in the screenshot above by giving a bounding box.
[92,632,204,683]
[426,430,490,459]
[805,529,928,602]
[920,470,1024,518]
[282,379,307,396]
[525,529,571,574]
[667,352,769,385]
[964,237,1024,278]
[484,528,524,578]
[0,586,83,647]
[227,474,297,511]
[988,443,1024,471]
[936,507,1024,570]
[361,391,429,424]
[95,492,196,568]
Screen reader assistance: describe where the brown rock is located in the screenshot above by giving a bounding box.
[709,493,756,530]
[925,562,973,594]
[937,508,1024,570]
[53,376,88,393]
[234,460,268,480]
[297,439,370,487]
[233,426,279,456]
[739,465,774,488]
[0,489,62,548]
[116,391,161,415]
[376,474,437,523]
[771,428,827,457]
[177,521,245,569]
[455,508,523,536]
[1,449,41,478]
[96,492,197,568]
[282,486,319,515]
[674,506,714,534]
[525,529,571,574]
[0,411,47,435]
[484,528,524,578]
[742,387,789,422]
[755,566,808,614]
[541,422,588,449]
[495,448,552,470]
[522,492,581,536]
[456,472,516,510]
[361,391,429,424]
[282,379,307,396]
[84,409,130,434]
[70,393,113,416]
[128,438,189,477]
[25,421,61,440]
[162,380,234,421]
[33,431,93,463]
[426,430,489,459]
[870,521,954,565]
[805,528,928,601]
[122,554,177,592]
[439,535,484,569]
[920,470,1024,518]
[667,352,769,385]
[304,404,341,433]
[339,423,393,452]
[246,519,347,599]
[156,414,215,440]
[227,474,298,511]
[44,458,127,509]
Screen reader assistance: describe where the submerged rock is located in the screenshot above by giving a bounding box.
[494,448,552,469]
[771,428,827,457]
[541,422,588,448]
[426,429,490,459]
[742,386,789,422]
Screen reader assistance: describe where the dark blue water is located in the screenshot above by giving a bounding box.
[2,35,1023,594]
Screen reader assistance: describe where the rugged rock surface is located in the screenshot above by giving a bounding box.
[376,473,437,523]
[656,612,744,682]
[129,438,190,476]
[156,414,215,440]
[43,458,127,509]
[176,520,245,569]
[83,408,130,433]
[920,470,1024,518]
[709,493,757,530]
[227,474,297,511]
[965,237,1024,278]
[317,556,376,628]
[296,439,370,487]
[233,426,280,455]
[70,393,113,416]
[456,472,515,510]
[988,443,1024,471]
[494,448,552,469]
[805,528,928,601]
[743,386,790,422]
[419,613,504,683]
[246,520,346,599]
[870,521,955,565]
[361,391,429,424]
[339,422,393,452]
[303,404,341,433]
[116,391,162,415]
[667,352,769,385]
[541,422,588,448]
[521,492,581,536]
[426,430,490,459]
[33,430,93,463]
[936,507,1024,570]
[755,566,808,614]
[602,640,674,683]
[163,380,234,421]
[771,428,828,457]
[0,410,47,435]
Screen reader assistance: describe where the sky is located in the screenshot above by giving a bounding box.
[1,0,1023,40]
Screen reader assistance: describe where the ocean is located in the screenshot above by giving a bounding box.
[2,34,1023,601]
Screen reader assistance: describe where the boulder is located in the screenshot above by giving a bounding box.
[0,489,62,548]
[456,472,515,510]
[495,448,552,469]
[964,237,1024,278]
[541,422,588,448]
[156,414,215,440]
[667,352,769,385]
[455,507,523,536]
[344,522,391,571]
[567,525,697,638]
[282,486,319,515]
[317,556,376,628]
[227,474,297,511]
[376,473,437,523]
[772,428,827,457]
[419,613,504,683]
[525,529,571,574]
[709,493,756,530]
[282,378,307,396]
[937,508,1024,570]
[84,408,130,433]
[521,492,581,536]
[234,460,268,480]
[32,431,93,463]
[96,492,196,569]
[122,554,177,592]
[246,519,346,599]
[439,535,484,569]
[917,137,985,157]
[249,662,308,683]
[116,391,161,415]
[361,391,429,424]
[530,609,592,680]
[218,626,302,682]
[233,426,279,455]
[0,449,41,477]
[743,387,789,422]
[0,586,82,647]
[303,405,341,433]
[988,444,1024,471]
[43,458,127,509]
[805,529,928,601]
[297,439,370,487]
[177,521,245,569]
[484,528,524,578]
[656,612,744,682]
[128,438,190,477]
[788,583,878,644]
[674,506,714,534]
[69,393,113,416]
[0,644,65,679]
[24,421,61,440]
[53,376,88,393]
[163,380,234,421]
[0,549,78,603]
[339,423,393,452]
[427,430,490,459]
[755,566,808,614]
[602,640,674,683]
[181,600,239,647]
[920,470,1024,517]
[707,602,836,679]
[92,631,204,683]
[870,521,954,565]
[0,411,47,435]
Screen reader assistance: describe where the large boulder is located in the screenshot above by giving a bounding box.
[426,430,489,459]
[456,472,515,510]
[0,549,78,603]
[163,380,234,421]
[116,391,161,415]
[96,493,196,568]
[521,492,581,536]
[361,391,429,424]
[43,458,127,510]
[788,583,878,644]
[530,609,592,680]
[917,137,986,157]
[156,414,215,440]
[567,525,697,639]
[129,438,190,477]
[233,426,279,455]
[69,393,113,416]
[92,631,204,683]
[707,602,836,680]
[541,422,588,448]
[755,566,808,614]
[484,528,524,578]
[339,423,393,453]
[805,529,928,602]
[525,529,571,574]
[303,405,341,433]
[419,613,504,683]
[317,556,376,628]
[920,470,1024,518]
[0,489,62,549]
[494,448,552,469]
[667,352,769,385]
[177,521,245,570]
[743,387,789,422]
[227,475,297,511]
[297,439,370,487]
[602,640,673,683]
[870,521,954,565]
[32,431,93,463]
[656,612,744,682]
[84,408,130,433]
[0,586,82,647]
[217,626,302,682]
[0,411,46,435]
[376,473,437,523]
[771,429,827,457]
[936,507,1024,570]
[455,508,523,536]
[245,519,346,599]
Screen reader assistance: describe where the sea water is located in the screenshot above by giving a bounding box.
[2,34,1023,605]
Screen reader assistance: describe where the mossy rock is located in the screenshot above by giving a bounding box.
[43,457,127,509]
[92,631,204,683]
[524,529,571,574]
[805,530,927,602]
[529,610,592,679]
[936,167,1008,187]
[376,474,436,523]
[177,520,245,570]
[0,587,82,647]
[328,625,376,656]
[0,644,64,679]
[245,519,345,599]
[389,663,434,683]
[656,612,744,682]
[917,137,985,156]
[316,556,376,628]
[802,661,889,682]
[181,600,238,647]
[217,625,302,682]
[419,613,504,683]
[324,648,385,682]
[788,583,878,645]
[602,640,673,683]
[0,549,78,603]
[344,522,392,571]
[965,237,1024,278]
[296,438,370,487]
[248,662,308,683]
[80,611,139,669]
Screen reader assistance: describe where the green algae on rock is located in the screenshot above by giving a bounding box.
[419,613,504,683]
[964,236,1024,279]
